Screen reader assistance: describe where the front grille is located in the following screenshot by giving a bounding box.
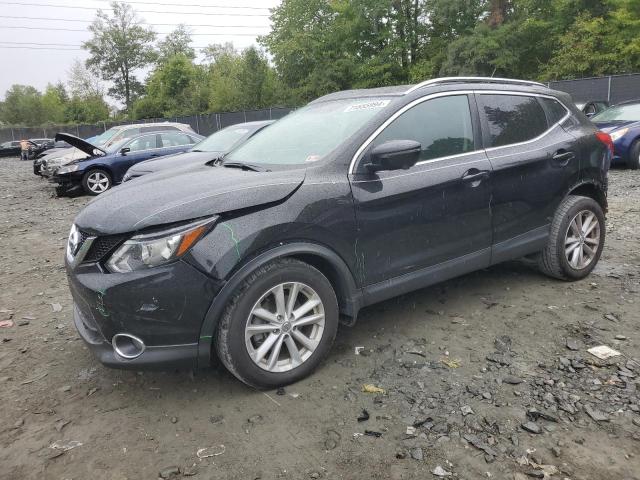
[84,234,127,263]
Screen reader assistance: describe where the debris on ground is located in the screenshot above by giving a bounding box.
[357,409,370,422]
[49,440,82,452]
[587,345,621,360]
[196,445,225,459]
[432,465,452,477]
[0,320,13,328]
[441,357,461,368]
[362,384,385,394]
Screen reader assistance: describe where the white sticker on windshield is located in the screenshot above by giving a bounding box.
[344,100,390,113]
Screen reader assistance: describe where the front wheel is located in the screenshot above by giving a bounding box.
[538,195,605,280]
[215,258,339,389]
[82,169,112,195]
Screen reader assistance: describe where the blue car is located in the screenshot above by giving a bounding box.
[52,131,204,195]
[592,100,640,169]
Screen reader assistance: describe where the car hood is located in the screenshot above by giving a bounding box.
[130,150,222,173]
[55,133,105,157]
[593,120,639,133]
[74,165,306,235]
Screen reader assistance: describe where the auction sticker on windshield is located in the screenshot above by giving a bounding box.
[344,100,390,113]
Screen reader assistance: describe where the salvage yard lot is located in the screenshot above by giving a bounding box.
[0,156,638,480]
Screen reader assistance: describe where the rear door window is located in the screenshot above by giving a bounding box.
[160,132,193,147]
[479,94,548,148]
[370,94,475,163]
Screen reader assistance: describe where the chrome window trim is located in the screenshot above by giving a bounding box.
[348,90,571,174]
[348,91,476,174]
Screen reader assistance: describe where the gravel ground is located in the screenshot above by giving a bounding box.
[0,156,639,480]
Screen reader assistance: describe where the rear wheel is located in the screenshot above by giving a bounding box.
[628,140,640,170]
[215,258,339,389]
[538,195,605,280]
[82,169,112,195]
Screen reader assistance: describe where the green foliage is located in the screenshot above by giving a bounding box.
[83,1,157,111]
[0,85,43,126]
[158,25,196,62]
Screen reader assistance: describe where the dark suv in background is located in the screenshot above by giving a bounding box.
[65,77,611,388]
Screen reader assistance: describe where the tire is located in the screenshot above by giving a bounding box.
[82,169,112,195]
[538,195,605,281]
[215,258,339,389]
[628,139,640,170]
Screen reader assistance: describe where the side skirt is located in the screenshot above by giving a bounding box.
[362,248,491,307]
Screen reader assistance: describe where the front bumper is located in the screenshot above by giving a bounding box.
[73,305,199,369]
[67,257,222,370]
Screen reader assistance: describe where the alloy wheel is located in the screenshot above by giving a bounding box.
[245,282,325,373]
[564,209,601,270]
[87,172,110,193]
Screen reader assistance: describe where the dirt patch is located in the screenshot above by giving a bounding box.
[0,157,638,480]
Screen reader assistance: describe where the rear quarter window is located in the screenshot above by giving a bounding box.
[479,94,549,148]
[539,97,569,125]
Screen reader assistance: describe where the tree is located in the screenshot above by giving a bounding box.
[83,1,157,111]
[158,25,196,62]
[0,85,42,126]
[133,54,208,118]
[40,83,68,124]
[67,59,105,98]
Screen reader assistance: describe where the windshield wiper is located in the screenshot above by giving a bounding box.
[221,161,266,172]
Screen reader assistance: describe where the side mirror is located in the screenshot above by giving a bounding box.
[120,147,131,156]
[585,112,595,118]
[365,140,421,172]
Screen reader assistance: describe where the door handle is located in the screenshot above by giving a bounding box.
[461,169,490,184]
[552,150,575,165]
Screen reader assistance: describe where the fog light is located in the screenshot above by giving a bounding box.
[112,333,145,359]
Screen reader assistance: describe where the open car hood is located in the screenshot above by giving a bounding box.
[55,133,105,157]
[74,164,306,235]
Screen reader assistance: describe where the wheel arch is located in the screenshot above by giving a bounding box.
[197,242,363,368]
[568,181,607,213]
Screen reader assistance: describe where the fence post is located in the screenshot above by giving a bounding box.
[11,128,14,141]
[195,114,199,134]
[243,110,247,122]
[607,76,612,102]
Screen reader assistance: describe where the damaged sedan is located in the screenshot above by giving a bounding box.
[52,131,203,195]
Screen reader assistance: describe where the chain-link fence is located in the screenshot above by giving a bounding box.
[549,73,640,104]
[0,107,294,143]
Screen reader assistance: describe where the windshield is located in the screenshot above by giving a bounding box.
[194,125,256,152]
[592,103,640,122]
[92,128,120,146]
[105,137,131,154]
[225,98,392,165]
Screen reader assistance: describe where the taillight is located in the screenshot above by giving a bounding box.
[595,131,614,156]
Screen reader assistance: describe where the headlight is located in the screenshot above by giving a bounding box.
[57,164,80,174]
[106,218,214,273]
[609,128,628,142]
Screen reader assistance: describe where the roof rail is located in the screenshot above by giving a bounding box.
[405,77,547,94]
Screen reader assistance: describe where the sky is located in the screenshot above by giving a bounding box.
[0,0,281,100]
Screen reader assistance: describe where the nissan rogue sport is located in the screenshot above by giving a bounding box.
[65,77,612,388]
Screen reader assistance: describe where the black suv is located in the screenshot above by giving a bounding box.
[66,77,611,388]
